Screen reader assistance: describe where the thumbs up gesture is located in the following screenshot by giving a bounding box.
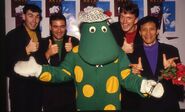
[130,57,143,74]
[163,54,178,69]
[122,38,134,53]
[26,39,39,55]
[65,37,73,52]
[45,39,58,60]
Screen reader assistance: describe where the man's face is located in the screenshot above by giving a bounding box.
[23,10,40,31]
[139,22,159,45]
[50,19,66,40]
[119,12,138,33]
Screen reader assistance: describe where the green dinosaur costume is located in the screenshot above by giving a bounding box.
[39,7,143,111]
[14,6,164,111]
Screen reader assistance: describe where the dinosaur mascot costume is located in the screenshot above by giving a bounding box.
[14,7,164,111]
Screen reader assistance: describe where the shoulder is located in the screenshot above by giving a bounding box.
[6,26,24,40]
[160,43,178,51]
[40,36,51,45]
[66,35,79,44]
[42,36,51,41]
[109,22,120,29]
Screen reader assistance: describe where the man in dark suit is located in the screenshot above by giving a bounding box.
[5,4,43,112]
[109,1,142,111]
[109,1,142,56]
[41,13,79,112]
[130,16,184,112]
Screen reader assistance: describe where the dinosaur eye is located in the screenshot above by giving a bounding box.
[89,26,96,33]
[101,26,107,33]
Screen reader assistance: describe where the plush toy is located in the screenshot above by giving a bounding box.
[14,6,164,111]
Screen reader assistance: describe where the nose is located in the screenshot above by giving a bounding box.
[123,18,127,23]
[33,16,39,23]
[145,30,151,36]
[56,27,62,32]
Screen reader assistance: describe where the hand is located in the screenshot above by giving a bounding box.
[14,56,42,77]
[163,53,178,69]
[65,37,73,52]
[26,39,39,55]
[122,38,134,53]
[45,39,58,59]
[140,79,164,98]
[130,57,143,74]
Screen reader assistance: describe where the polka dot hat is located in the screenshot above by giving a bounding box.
[78,6,110,23]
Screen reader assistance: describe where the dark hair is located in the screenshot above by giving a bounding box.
[120,1,139,18]
[49,13,66,25]
[23,4,41,14]
[138,16,160,30]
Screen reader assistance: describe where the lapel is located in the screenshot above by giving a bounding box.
[155,43,164,78]
[141,46,154,77]
[140,44,157,79]
[141,43,164,80]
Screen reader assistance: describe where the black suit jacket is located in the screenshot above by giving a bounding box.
[129,42,184,112]
[5,24,43,78]
[5,24,43,112]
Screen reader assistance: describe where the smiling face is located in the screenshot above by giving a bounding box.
[119,12,138,33]
[79,21,119,65]
[23,10,40,31]
[50,19,66,40]
[139,22,159,46]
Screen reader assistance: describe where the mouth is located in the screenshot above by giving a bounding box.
[30,23,37,28]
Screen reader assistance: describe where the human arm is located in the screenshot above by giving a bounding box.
[130,57,143,74]
[44,39,59,60]
[118,50,164,98]
[5,29,32,76]
[25,39,39,55]
[122,38,134,53]
[65,36,79,52]
[162,45,184,101]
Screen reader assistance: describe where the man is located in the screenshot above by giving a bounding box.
[130,16,184,112]
[110,1,142,55]
[40,13,79,112]
[110,1,142,111]
[5,4,43,112]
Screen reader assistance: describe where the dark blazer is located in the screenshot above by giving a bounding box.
[41,35,79,112]
[5,24,43,112]
[129,42,184,112]
[5,25,43,76]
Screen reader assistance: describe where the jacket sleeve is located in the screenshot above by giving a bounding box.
[5,30,29,77]
[162,44,184,101]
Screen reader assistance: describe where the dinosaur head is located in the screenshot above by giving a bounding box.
[78,6,119,65]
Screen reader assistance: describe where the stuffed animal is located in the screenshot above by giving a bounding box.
[14,6,164,111]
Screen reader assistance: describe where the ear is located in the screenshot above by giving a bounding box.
[22,14,25,21]
[157,29,160,35]
[139,30,141,36]
[134,18,138,24]
[49,25,51,30]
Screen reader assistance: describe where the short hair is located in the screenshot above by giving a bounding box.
[23,4,41,14]
[120,1,139,18]
[138,16,160,30]
[49,13,66,25]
